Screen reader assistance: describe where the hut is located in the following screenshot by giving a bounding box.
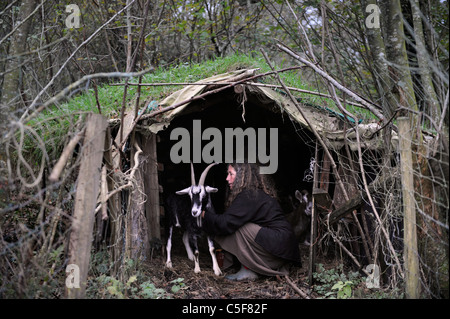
[104,67,400,274]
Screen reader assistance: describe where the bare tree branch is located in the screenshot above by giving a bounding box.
[21,0,137,120]
[276,42,385,122]
[19,68,153,125]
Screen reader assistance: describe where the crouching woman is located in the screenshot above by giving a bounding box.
[202,162,301,281]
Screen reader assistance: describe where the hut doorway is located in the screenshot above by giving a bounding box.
[155,87,320,223]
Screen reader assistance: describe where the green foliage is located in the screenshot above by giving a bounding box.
[331,280,354,299]
[313,263,407,299]
[313,263,362,299]
[86,251,186,299]
[139,280,167,299]
[48,245,64,265]
[170,278,186,293]
[89,274,187,299]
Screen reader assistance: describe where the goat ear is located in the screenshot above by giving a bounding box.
[295,190,303,203]
[205,186,218,193]
[301,190,310,203]
[175,187,191,195]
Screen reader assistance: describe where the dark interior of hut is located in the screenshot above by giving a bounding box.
[155,88,332,228]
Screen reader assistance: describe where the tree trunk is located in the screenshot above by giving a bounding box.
[1,0,36,109]
[380,0,419,119]
[363,0,397,121]
[409,0,441,126]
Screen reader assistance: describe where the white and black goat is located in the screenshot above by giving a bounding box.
[165,163,222,276]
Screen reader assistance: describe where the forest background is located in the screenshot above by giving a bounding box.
[0,0,448,299]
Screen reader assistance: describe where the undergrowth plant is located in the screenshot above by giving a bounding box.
[86,251,186,299]
[313,263,362,299]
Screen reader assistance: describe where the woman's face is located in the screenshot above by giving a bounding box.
[226,165,237,189]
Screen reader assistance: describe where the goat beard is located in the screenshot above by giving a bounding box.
[196,216,202,228]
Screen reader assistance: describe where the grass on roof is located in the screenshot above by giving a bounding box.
[24,52,373,162]
[37,51,349,121]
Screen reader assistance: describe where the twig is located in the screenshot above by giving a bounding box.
[354,114,404,278]
[260,49,351,203]
[49,129,85,182]
[285,0,318,64]
[20,68,154,125]
[0,0,18,17]
[0,0,46,46]
[120,78,130,145]
[100,165,108,220]
[21,0,138,121]
[284,276,310,299]
[261,49,376,273]
[329,231,371,277]
[95,141,143,213]
[8,121,47,188]
[0,36,68,63]
[276,42,385,122]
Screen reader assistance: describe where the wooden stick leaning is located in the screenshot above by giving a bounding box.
[49,129,85,182]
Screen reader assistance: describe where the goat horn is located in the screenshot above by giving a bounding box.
[190,162,196,186]
[198,163,217,186]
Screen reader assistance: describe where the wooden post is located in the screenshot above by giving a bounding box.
[143,133,161,240]
[125,140,150,261]
[398,117,420,299]
[66,113,107,299]
[103,127,122,276]
[308,142,319,286]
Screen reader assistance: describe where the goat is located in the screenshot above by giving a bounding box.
[165,163,222,276]
[286,190,313,245]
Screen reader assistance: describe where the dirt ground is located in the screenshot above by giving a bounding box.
[141,242,321,299]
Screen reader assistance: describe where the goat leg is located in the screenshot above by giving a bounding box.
[192,236,201,273]
[182,231,195,261]
[166,226,173,268]
[207,236,222,276]
[194,251,201,273]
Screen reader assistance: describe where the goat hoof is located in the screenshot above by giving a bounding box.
[166,261,173,268]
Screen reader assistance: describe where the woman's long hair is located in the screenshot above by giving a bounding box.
[225,162,277,208]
